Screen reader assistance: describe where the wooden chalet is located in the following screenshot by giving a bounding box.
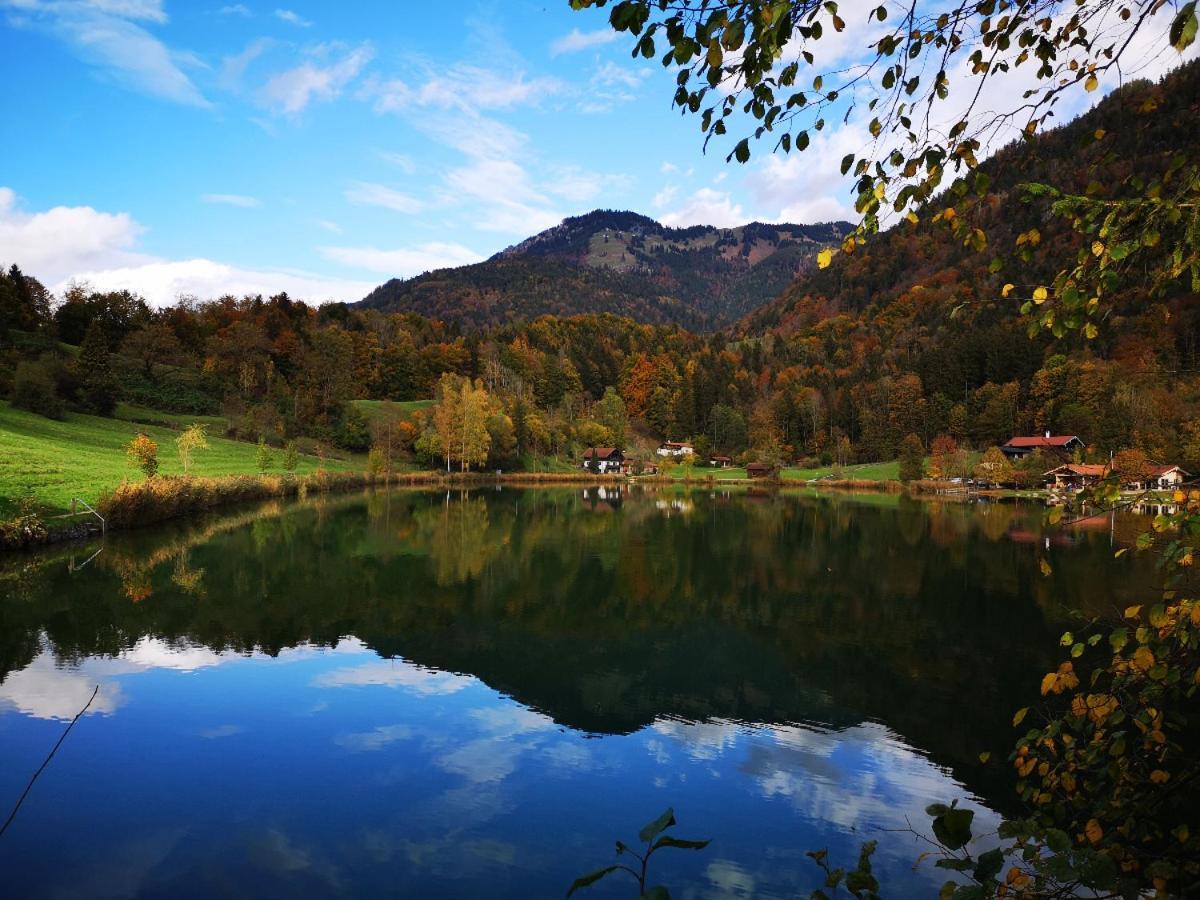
[1001,433,1084,459]
[580,447,625,474]
[746,462,778,479]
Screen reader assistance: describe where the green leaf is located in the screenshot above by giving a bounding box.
[1170,2,1198,50]
[567,866,619,897]
[931,806,975,851]
[652,836,711,852]
[639,808,676,843]
[974,848,1004,882]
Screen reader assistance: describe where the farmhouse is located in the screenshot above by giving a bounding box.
[1125,465,1189,492]
[1044,463,1107,491]
[1002,433,1085,459]
[657,441,694,458]
[580,447,624,474]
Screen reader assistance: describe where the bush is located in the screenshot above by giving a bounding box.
[9,359,65,419]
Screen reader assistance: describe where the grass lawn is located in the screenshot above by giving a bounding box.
[781,460,903,481]
[0,401,358,515]
[115,403,228,431]
[351,399,433,422]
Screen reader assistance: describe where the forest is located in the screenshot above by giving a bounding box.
[2,62,1198,479]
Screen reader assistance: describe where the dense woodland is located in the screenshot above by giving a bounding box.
[2,63,1198,476]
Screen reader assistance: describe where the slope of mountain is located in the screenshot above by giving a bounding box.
[358,211,852,330]
[742,60,1200,341]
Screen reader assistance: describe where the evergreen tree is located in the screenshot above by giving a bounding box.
[897,433,925,482]
[76,320,118,415]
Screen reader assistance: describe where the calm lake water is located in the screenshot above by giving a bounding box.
[0,487,1161,898]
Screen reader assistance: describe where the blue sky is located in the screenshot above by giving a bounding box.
[0,0,1192,305]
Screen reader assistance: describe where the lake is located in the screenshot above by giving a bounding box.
[0,486,1159,898]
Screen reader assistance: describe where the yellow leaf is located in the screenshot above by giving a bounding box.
[1094,128,1106,139]
[1150,770,1170,784]
[1040,672,1057,695]
[905,211,919,224]
[1124,605,1142,619]
[1085,818,1103,844]
[1033,286,1048,304]
[943,206,956,220]
[1039,557,1052,577]
[979,751,991,763]
[1131,646,1155,672]
[817,248,833,269]
[1002,283,1015,298]
[1013,706,1029,726]
[1091,240,1104,257]
[1085,73,1099,91]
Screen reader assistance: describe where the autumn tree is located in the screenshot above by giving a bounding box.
[973,446,1014,486]
[175,424,209,476]
[928,434,968,481]
[126,433,158,479]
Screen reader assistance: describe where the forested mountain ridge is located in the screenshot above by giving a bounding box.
[358,210,852,330]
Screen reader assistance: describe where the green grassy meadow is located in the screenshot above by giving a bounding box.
[0,401,358,515]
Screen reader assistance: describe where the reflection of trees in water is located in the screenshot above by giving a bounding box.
[0,488,1173,807]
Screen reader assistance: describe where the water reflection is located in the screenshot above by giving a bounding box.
[0,488,1168,897]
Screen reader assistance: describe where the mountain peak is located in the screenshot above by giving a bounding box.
[360,209,853,331]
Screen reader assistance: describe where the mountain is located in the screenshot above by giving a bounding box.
[358,210,853,330]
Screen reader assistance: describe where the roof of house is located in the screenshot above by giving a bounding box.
[710,455,733,461]
[1149,465,1189,477]
[1004,435,1082,449]
[1044,464,1108,477]
[582,447,621,459]
[660,441,692,448]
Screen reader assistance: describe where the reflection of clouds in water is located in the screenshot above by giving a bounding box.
[1,636,371,721]
[45,827,187,900]
[650,717,1001,860]
[0,653,124,720]
[312,660,474,695]
[245,828,344,890]
[695,859,757,899]
[196,724,244,739]
[335,723,414,752]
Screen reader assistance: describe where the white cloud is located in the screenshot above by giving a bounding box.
[320,242,483,277]
[335,724,413,752]
[260,43,373,114]
[652,184,678,209]
[219,37,272,90]
[442,157,562,234]
[64,258,375,305]
[366,63,565,117]
[378,150,416,173]
[218,3,251,15]
[550,27,618,56]
[6,0,209,106]
[343,180,424,214]
[0,186,147,283]
[581,60,650,112]
[0,186,375,305]
[201,192,260,208]
[659,187,745,228]
[311,218,341,233]
[273,7,309,27]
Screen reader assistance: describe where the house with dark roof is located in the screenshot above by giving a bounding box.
[709,455,733,468]
[746,462,778,479]
[656,440,694,458]
[1001,433,1085,459]
[581,447,625,474]
[1124,465,1189,492]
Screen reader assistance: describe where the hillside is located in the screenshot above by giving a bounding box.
[358,211,852,330]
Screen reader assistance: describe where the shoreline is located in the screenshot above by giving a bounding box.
[6,468,1173,553]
